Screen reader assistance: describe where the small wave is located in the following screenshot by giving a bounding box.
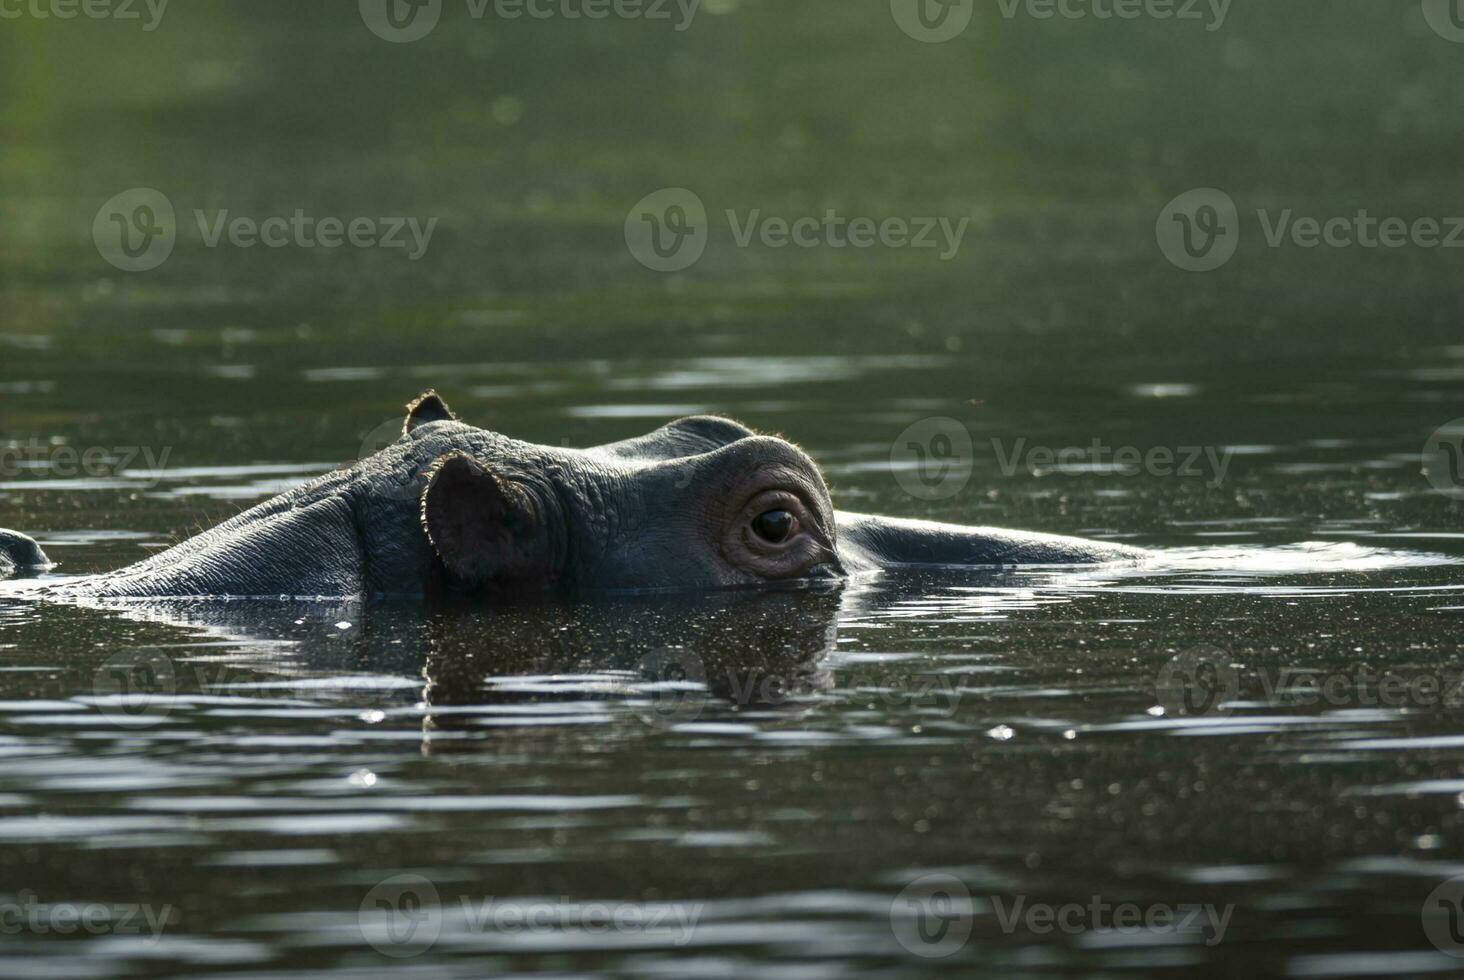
[1137,541,1463,575]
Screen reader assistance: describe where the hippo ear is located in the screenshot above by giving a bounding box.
[420,452,555,587]
[404,390,457,435]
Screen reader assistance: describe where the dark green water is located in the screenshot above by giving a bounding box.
[5,1,1464,974]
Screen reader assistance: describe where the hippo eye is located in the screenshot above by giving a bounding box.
[751,509,795,544]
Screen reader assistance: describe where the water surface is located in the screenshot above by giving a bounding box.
[4,1,1464,975]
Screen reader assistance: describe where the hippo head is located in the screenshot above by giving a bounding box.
[31,391,1138,600]
[389,393,845,596]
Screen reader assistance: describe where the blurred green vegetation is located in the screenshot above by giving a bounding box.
[1,0,1462,389]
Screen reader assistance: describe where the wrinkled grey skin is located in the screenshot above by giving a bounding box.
[0,392,1142,600]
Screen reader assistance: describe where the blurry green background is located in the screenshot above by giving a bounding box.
[2,0,1462,544]
[4,0,1460,350]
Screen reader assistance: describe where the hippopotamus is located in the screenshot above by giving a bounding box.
[0,391,1142,600]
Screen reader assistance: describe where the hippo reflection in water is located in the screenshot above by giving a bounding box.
[0,391,1142,599]
[419,588,846,750]
[68,586,847,751]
